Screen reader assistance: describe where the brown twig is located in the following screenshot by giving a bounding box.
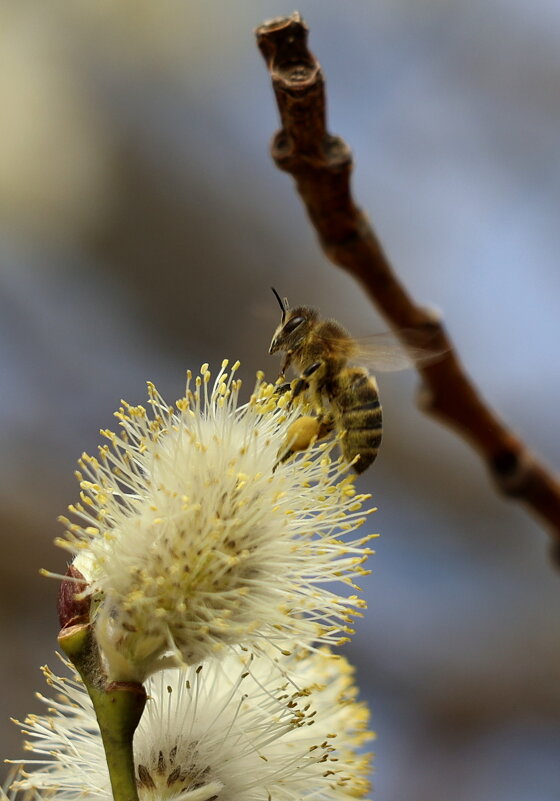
[256,12,560,550]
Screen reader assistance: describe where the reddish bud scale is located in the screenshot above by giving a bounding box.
[57,565,90,628]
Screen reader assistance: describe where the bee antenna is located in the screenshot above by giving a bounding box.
[271,287,289,321]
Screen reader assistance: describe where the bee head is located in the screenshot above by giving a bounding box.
[269,289,318,355]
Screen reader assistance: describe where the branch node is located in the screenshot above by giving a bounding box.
[491,447,531,497]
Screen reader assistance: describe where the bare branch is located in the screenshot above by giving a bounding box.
[256,13,560,548]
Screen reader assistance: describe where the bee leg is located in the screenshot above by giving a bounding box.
[272,412,336,472]
[280,350,293,376]
[273,414,322,471]
[303,361,322,377]
[274,381,293,396]
[292,361,322,401]
[316,412,335,439]
[292,377,309,401]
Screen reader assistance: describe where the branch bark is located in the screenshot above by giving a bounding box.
[256,13,560,551]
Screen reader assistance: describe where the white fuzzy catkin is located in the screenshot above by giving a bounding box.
[57,362,375,682]
[11,649,372,801]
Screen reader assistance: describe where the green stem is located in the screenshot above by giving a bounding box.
[59,623,146,801]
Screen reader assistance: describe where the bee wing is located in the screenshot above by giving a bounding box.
[316,329,446,372]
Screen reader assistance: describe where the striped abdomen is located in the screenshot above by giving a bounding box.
[329,368,382,474]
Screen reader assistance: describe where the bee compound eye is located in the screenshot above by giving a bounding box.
[283,316,305,335]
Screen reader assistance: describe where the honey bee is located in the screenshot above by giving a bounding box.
[269,288,431,474]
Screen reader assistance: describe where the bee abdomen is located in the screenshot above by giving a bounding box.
[342,418,383,474]
[343,431,382,474]
[332,369,383,474]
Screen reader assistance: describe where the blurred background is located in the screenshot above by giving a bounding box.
[1,1,560,799]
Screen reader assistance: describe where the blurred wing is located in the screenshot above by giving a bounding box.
[316,329,446,372]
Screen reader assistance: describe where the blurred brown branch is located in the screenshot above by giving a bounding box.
[256,12,560,550]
